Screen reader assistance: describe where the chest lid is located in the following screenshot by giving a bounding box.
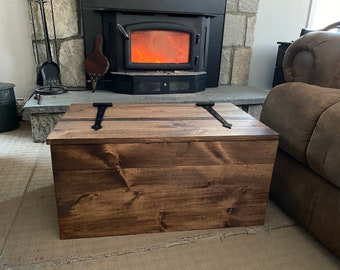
[46,103,278,145]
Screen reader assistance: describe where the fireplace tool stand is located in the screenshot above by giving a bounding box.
[30,0,67,96]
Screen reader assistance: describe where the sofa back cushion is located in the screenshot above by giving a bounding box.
[307,102,340,188]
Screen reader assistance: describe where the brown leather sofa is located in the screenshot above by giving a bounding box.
[260,31,340,257]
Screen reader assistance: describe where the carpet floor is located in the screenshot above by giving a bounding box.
[0,122,339,269]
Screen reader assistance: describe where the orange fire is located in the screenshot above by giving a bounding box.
[130,30,190,64]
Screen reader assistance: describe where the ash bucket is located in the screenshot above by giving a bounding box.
[0,83,20,132]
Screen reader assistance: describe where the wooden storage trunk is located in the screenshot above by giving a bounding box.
[46,103,278,239]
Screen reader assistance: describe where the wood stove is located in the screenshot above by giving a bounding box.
[82,0,227,94]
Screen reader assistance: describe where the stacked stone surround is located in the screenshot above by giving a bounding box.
[29,0,259,88]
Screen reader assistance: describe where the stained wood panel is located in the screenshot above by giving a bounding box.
[50,140,277,170]
[46,103,277,144]
[47,103,278,239]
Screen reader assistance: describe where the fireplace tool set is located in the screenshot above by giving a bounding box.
[29,0,67,97]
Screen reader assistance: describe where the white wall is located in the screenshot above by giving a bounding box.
[0,0,36,100]
[248,0,312,90]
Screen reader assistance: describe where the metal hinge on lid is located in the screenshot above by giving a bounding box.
[196,102,232,129]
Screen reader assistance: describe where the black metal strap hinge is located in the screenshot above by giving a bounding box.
[196,102,232,129]
[92,102,112,131]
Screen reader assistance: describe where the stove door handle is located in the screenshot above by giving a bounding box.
[117,24,129,39]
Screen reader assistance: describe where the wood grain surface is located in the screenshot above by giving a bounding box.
[47,103,278,144]
[47,103,278,239]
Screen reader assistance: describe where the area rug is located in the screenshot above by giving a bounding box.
[0,122,339,269]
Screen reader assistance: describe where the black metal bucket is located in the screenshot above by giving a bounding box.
[0,83,20,132]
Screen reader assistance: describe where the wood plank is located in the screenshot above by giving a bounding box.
[52,164,274,195]
[59,103,252,120]
[58,206,267,239]
[55,182,270,238]
[50,140,278,170]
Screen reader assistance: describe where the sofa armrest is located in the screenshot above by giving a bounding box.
[260,82,340,165]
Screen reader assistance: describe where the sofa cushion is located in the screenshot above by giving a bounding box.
[307,102,340,188]
[260,82,340,165]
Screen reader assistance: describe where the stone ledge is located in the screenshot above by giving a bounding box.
[23,85,269,142]
[23,85,269,118]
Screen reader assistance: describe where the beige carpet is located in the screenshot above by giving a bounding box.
[0,122,339,270]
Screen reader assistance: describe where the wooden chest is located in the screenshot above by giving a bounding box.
[46,103,278,239]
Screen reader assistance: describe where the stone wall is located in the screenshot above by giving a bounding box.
[29,0,259,88]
